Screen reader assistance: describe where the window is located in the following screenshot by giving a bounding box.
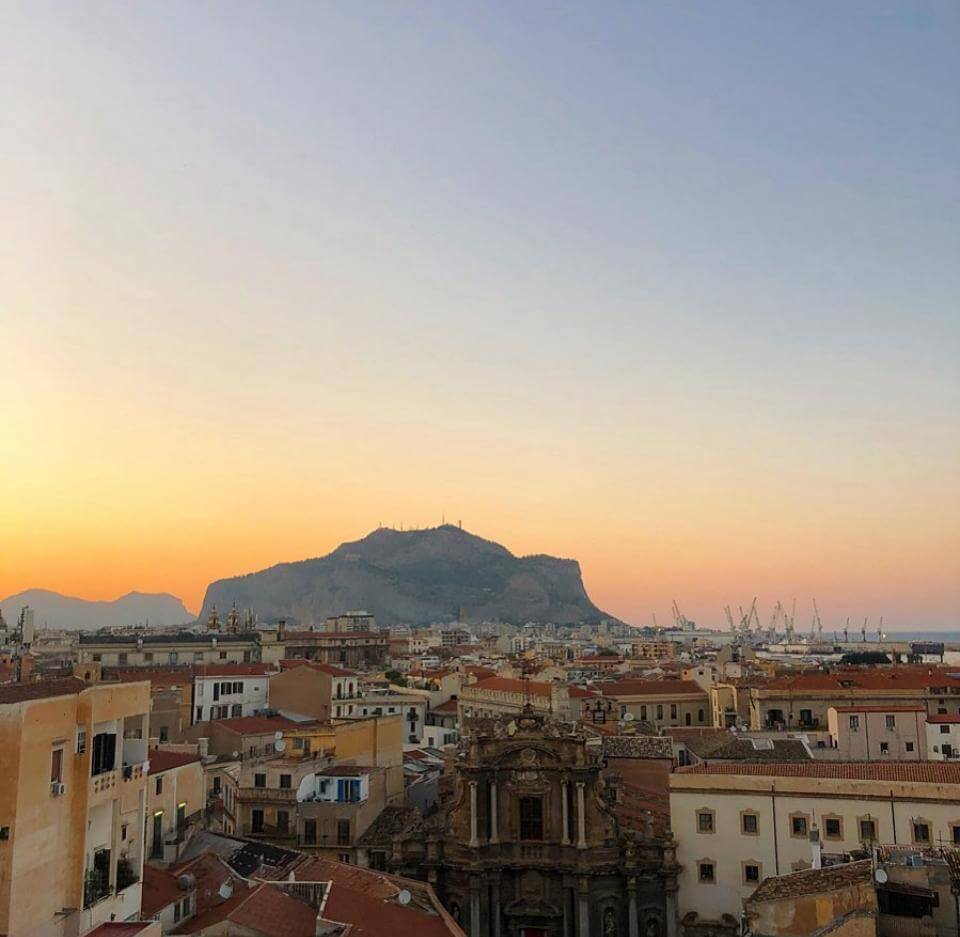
[698,861,715,883]
[50,747,63,783]
[156,777,163,795]
[742,813,759,835]
[849,715,860,730]
[791,815,808,838]
[519,796,544,840]
[338,853,351,864]
[279,774,292,789]
[824,818,842,840]
[277,810,289,833]
[885,715,896,730]
[213,776,222,795]
[743,863,760,884]
[231,704,242,717]
[656,704,664,720]
[941,725,950,735]
[337,819,351,845]
[859,819,877,842]
[906,741,915,752]
[697,811,715,833]
[879,742,889,754]
[254,773,266,789]
[196,706,203,722]
[233,681,243,693]
[303,819,317,844]
[698,709,705,723]
[670,704,678,719]
[219,651,227,660]
[369,851,386,870]
[91,732,117,776]
[144,652,153,663]
[252,809,264,833]
[640,705,647,721]
[913,821,931,844]
[951,824,960,845]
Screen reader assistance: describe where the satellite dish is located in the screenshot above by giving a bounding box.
[231,751,240,759]
[219,883,233,900]
[874,868,888,884]
[275,731,283,740]
[275,739,286,752]
[623,713,635,722]
[397,889,411,906]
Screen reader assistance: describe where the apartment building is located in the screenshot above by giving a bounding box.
[268,660,359,722]
[324,611,376,633]
[144,749,204,865]
[346,690,429,744]
[825,704,926,760]
[457,675,574,721]
[715,666,960,731]
[78,632,261,668]
[112,667,195,744]
[0,678,151,937]
[926,713,960,760]
[670,761,960,937]
[599,679,711,728]
[192,664,272,723]
[280,629,388,668]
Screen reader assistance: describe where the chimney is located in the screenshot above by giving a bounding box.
[278,620,287,641]
[810,823,822,869]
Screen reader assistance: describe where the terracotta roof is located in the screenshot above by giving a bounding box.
[928,714,960,724]
[599,679,706,698]
[431,699,459,713]
[322,881,457,936]
[84,925,155,937]
[148,749,202,775]
[0,677,85,704]
[277,659,356,676]
[466,676,553,698]
[747,860,872,904]
[229,884,318,937]
[141,864,186,916]
[675,762,960,782]
[320,764,374,777]
[832,704,926,713]
[112,667,195,686]
[205,714,315,735]
[747,667,960,693]
[464,666,496,679]
[195,664,274,677]
[569,686,600,698]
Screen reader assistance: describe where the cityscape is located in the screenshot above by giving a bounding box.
[3,4,958,937]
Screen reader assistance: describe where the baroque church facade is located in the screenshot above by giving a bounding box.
[359,708,679,937]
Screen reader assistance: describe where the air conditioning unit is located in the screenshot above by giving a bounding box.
[51,782,66,797]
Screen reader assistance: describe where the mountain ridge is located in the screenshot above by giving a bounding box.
[0,589,194,630]
[199,525,613,628]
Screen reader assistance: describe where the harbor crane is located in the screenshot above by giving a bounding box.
[812,598,824,642]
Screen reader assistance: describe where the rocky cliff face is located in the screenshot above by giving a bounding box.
[198,525,611,627]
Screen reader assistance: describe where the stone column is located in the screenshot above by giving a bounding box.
[561,780,570,845]
[469,780,479,847]
[562,886,572,937]
[665,888,678,937]
[576,782,587,849]
[578,890,590,936]
[489,779,498,844]
[491,878,502,937]
[627,879,639,937]
[470,886,481,937]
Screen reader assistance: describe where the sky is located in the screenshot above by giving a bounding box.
[2,2,958,629]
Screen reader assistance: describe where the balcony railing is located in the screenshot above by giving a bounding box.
[83,871,112,909]
[238,787,298,804]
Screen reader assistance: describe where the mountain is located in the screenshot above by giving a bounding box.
[0,589,193,631]
[199,525,613,628]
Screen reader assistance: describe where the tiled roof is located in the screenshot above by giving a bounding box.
[685,736,812,762]
[206,714,315,735]
[320,764,374,776]
[603,736,673,759]
[832,704,926,713]
[675,762,960,782]
[148,749,202,775]
[927,714,960,724]
[195,664,275,677]
[112,666,195,686]
[0,677,86,704]
[466,676,553,698]
[568,686,599,698]
[278,659,356,676]
[747,859,872,904]
[431,699,459,713]
[599,679,706,697]
[322,881,457,936]
[229,884,318,937]
[748,667,960,693]
[141,864,186,916]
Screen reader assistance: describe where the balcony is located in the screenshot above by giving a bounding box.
[238,786,298,804]
[91,771,118,796]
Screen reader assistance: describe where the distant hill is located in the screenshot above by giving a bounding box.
[199,525,613,628]
[0,589,193,631]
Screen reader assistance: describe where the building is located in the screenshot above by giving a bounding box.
[268,660,360,722]
[670,761,960,936]
[111,667,196,744]
[458,675,574,721]
[599,680,712,729]
[0,677,151,937]
[361,708,679,937]
[926,713,960,760]
[346,690,429,744]
[145,749,205,865]
[826,704,926,760]
[324,611,377,633]
[78,632,263,668]
[192,664,273,724]
[280,629,388,668]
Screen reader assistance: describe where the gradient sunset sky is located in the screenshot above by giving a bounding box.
[2,2,958,629]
